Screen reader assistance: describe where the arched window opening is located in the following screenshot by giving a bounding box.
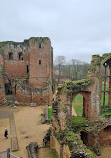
[19,52,23,60]
[72,94,83,116]
[9,52,13,60]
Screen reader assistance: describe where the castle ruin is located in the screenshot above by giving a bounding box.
[0,37,53,106]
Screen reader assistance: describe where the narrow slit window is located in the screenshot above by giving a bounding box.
[27,65,29,73]
[39,60,41,65]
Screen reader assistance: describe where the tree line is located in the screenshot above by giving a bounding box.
[54,56,89,84]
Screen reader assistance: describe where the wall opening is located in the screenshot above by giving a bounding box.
[27,65,29,73]
[101,64,109,108]
[39,60,41,65]
[39,43,42,49]
[104,125,111,132]
[5,83,12,95]
[81,131,88,146]
[72,94,83,116]
[19,52,23,60]
[9,52,13,60]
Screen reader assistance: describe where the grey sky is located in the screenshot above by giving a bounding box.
[0,0,111,63]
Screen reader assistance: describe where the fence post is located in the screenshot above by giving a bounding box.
[7,148,10,158]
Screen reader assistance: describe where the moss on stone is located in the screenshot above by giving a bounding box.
[0,37,51,51]
[57,79,93,94]
[54,130,96,157]
[65,79,93,87]
[28,37,50,43]
[0,49,4,55]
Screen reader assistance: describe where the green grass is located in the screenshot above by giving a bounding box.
[72,94,83,103]
[74,105,83,116]
[72,84,110,116]
[48,108,52,120]
[101,92,108,106]
[102,84,108,91]
[101,84,109,106]
[72,94,83,116]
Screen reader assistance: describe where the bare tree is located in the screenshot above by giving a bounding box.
[55,56,66,83]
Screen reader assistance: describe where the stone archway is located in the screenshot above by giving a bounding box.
[72,92,91,119]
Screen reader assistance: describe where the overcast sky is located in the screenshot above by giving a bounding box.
[0,0,111,63]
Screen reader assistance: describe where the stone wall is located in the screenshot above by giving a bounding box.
[50,135,62,158]
[16,83,51,105]
[0,37,53,105]
[3,42,29,79]
[50,135,71,158]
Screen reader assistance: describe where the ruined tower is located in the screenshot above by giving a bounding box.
[0,37,53,105]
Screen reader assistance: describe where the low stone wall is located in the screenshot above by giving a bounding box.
[62,144,70,158]
[50,135,71,158]
[16,84,52,105]
[50,135,62,158]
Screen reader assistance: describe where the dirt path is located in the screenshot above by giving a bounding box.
[38,147,59,158]
[72,107,77,116]
[0,106,50,158]
[97,147,111,158]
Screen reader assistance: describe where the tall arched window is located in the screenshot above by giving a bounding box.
[9,52,13,60]
[19,52,23,60]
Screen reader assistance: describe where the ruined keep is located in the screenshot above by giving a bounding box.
[51,53,111,157]
[0,37,53,106]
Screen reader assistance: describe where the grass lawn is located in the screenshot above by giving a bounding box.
[101,92,108,106]
[72,94,83,103]
[72,94,83,116]
[48,108,52,120]
[74,105,83,116]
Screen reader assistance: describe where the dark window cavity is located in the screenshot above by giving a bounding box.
[9,52,13,60]
[27,65,29,73]
[39,43,42,49]
[19,52,23,60]
[39,60,41,65]
[5,83,12,95]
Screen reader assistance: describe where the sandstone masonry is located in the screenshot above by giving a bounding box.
[0,37,53,105]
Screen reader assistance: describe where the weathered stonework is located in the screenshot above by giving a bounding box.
[0,37,53,105]
[51,53,111,157]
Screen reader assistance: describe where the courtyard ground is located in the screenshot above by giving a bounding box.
[0,106,55,158]
[0,106,111,158]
